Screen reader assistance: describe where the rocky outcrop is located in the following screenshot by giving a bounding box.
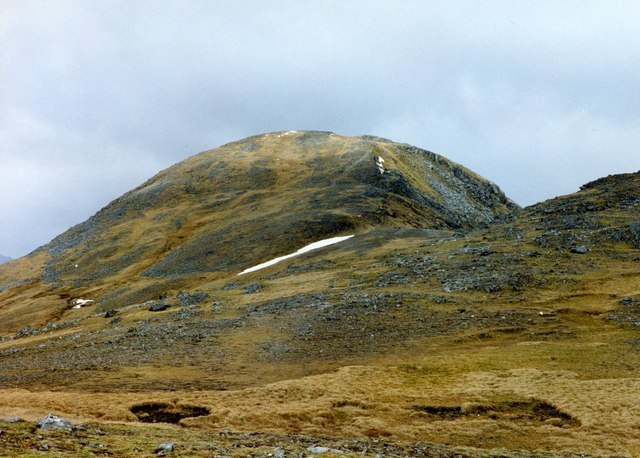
[524,171,640,250]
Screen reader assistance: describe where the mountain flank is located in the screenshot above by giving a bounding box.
[0,132,639,456]
[0,131,516,332]
[0,255,11,265]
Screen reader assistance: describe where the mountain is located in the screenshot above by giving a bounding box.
[0,132,639,457]
[0,255,11,265]
[0,131,516,333]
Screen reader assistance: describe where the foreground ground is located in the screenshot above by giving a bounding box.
[0,416,596,457]
[1,353,639,456]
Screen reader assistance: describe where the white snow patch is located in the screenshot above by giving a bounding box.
[71,298,94,308]
[375,156,385,174]
[238,235,354,275]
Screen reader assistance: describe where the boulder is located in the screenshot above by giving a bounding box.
[148,301,171,312]
[36,414,72,431]
[155,442,175,455]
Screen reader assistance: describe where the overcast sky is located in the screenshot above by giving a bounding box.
[1,1,639,258]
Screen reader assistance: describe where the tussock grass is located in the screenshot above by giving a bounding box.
[1,348,639,455]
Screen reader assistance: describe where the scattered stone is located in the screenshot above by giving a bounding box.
[36,414,72,431]
[155,441,175,455]
[631,222,640,247]
[104,309,118,318]
[81,441,104,449]
[570,245,588,254]
[621,296,640,306]
[177,291,210,306]
[608,296,640,328]
[16,326,38,338]
[244,283,261,294]
[307,445,343,454]
[1,417,22,423]
[148,301,171,312]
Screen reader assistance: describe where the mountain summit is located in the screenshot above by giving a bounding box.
[0,131,516,330]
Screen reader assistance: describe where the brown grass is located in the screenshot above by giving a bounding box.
[0,357,638,455]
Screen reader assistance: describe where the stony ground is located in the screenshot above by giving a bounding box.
[0,416,595,457]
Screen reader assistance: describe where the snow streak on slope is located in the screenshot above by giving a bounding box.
[238,235,354,275]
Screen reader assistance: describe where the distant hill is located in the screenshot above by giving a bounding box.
[0,255,11,265]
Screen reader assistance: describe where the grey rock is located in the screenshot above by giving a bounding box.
[16,326,39,338]
[177,291,210,306]
[307,446,343,454]
[608,296,640,328]
[37,414,72,431]
[148,301,171,312]
[155,442,175,455]
[1,417,22,423]
[631,222,640,246]
[244,283,262,294]
[570,245,589,254]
